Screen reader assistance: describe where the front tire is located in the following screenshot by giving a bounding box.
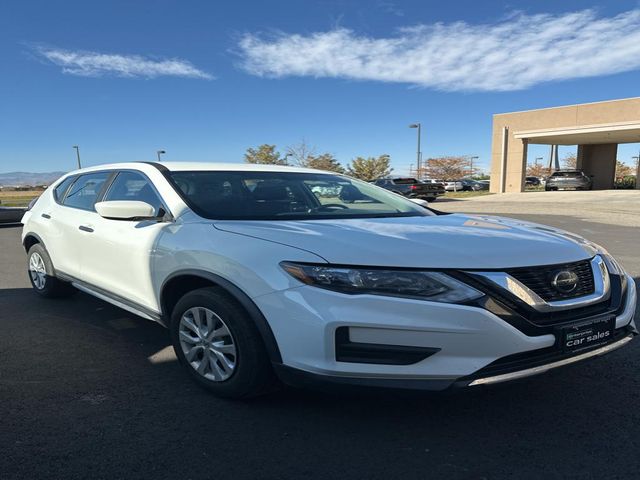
[27,244,75,298]
[170,287,275,398]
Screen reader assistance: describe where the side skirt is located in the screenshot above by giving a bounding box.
[57,271,165,326]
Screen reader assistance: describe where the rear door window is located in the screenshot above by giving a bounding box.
[63,172,111,211]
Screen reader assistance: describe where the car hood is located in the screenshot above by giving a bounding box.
[213,214,597,269]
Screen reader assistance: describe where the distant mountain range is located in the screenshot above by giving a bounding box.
[0,171,67,186]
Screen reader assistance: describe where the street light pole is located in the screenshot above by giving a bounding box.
[72,145,81,169]
[409,123,421,179]
[157,150,166,162]
[469,156,479,176]
[283,153,293,165]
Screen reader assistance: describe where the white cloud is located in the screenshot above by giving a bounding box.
[237,9,640,92]
[34,46,213,80]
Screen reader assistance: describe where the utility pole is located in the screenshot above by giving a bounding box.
[72,145,81,169]
[634,153,640,190]
[409,123,421,179]
[157,150,166,162]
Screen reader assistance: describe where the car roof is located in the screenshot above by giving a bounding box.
[64,161,336,176]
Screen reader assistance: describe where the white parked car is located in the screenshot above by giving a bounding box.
[443,180,464,192]
[21,162,636,398]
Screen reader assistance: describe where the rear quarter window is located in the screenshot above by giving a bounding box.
[53,176,76,202]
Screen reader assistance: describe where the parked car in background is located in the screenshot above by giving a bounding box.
[525,176,541,187]
[21,162,636,398]
[545,170,593,191]
[460,179,490,191]
[0,200,27,225]
[373,177,444,202]
[443,180,464,192]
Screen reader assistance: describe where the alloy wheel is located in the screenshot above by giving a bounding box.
[178,307,237,382]
[29,252,47,290]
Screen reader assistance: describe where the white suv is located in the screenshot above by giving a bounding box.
[21,162,637,398]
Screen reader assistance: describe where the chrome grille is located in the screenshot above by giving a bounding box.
[506,260,595,302]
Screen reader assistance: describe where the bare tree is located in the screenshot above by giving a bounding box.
[527,161,550,177]
[286,139,317,167]
[562,154,577,169]
[615,160,634,178]
[425,156,471,180]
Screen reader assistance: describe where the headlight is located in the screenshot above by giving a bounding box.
[602,252,626,276]
[281,262,483,303]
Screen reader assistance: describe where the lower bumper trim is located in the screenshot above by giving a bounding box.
[468,334,634,386]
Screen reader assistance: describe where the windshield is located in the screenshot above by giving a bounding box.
[169,171,433,220]
[552,172,582,177]
[391,178,419,184]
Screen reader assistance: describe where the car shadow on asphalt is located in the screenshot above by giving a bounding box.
[1,279,637,408]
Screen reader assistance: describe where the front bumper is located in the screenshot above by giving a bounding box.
[255,273,636,391]
[407,191,444,198]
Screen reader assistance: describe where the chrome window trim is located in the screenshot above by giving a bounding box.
[468,255,610,312]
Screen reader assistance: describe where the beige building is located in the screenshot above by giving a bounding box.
[490,97,640,192]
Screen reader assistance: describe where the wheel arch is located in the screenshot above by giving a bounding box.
[23,232,44,252]
[160,270,282,364]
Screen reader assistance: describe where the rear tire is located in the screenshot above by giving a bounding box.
[27,244,76,298]
[170,287,276,398]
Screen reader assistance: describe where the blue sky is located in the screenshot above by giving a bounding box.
[1,0,640,174]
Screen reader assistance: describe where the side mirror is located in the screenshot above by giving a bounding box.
[95,200,160,221]
[409,198,430,208]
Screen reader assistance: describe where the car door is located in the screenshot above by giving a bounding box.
[79,170,170,312]
[46,172,112,278]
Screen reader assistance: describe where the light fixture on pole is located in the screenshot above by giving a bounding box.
[283,153,293,165]
[72,145,81,169]
[409,123,422,178]
[157,150,166,162]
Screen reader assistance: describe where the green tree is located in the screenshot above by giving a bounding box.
[244,144,287,165]
[304,153,345,174]
[346,155,393,181]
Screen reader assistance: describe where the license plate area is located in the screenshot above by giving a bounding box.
[558,316,615,353]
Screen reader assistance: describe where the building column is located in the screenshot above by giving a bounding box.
[577,144,617,190]
[499,126,509,193]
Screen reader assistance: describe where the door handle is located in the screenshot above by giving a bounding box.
[41,213,51,219]
[78,225,94,233]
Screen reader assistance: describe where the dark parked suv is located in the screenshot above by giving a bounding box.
[373,177,445,202]
[545,170,593,191]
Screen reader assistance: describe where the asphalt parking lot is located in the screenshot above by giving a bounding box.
[1,194,639,480]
